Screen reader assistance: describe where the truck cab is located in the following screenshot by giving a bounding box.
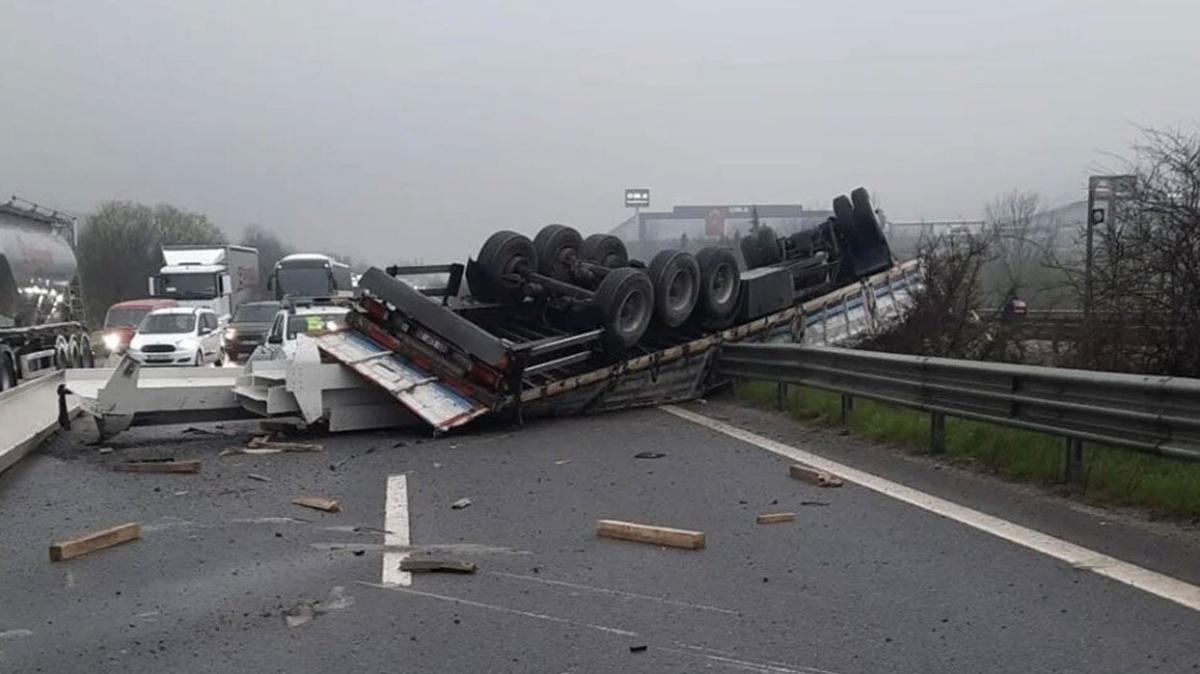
[148,245,259,322]
[268,254,353,301]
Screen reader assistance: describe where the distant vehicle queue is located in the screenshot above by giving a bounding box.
[96,248,355,367]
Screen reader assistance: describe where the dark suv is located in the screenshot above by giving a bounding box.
[223,301,281,362]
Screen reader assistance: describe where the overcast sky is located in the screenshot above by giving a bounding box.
[2,0,1197,263]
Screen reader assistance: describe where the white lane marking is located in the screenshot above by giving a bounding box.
[669,643,846,674]
[382,474,411,586]
[663,405,1200,614]
[358,582,638,636]
[488,571,738,615]
[658,646,836,674]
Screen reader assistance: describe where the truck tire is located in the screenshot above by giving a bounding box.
[695,247,741,320]
[832,195,859,246]
[648,249,700,328]
[533,224,583,282]
[740,226,780,269]
[0,351,15,392]
[80,336,95,367]
[581,234,629,268]
[849,187,892,276]
[475,230,537,302]
[67,335,83,368]
[53,335,69,370]
[596,267,654,351]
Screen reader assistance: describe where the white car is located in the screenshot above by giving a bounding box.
[128,307,225,366]
[258,304,350,361]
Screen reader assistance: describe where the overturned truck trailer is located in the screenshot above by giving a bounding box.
[68,187,916,436]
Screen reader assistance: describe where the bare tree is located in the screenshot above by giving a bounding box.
[984,189,1045,306]
[866,231,1004,360]
[1057,126,1200,375]
[77,202,226,323]
[240,224,291,293]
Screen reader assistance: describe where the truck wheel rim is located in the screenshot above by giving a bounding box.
[710,263,735,304]
[667,269,695,312]
[618,290,649,334]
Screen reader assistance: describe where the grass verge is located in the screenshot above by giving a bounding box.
[735,380,1200,519]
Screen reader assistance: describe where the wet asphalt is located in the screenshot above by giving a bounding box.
[1,400,1198,673]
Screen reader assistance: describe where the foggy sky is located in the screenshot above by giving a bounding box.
[2,0,1198,264]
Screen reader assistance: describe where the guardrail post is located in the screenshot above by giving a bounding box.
[840,394,854,425]
[1064,437,1084,486]
[776,382,787,410]
[930,412,946,455]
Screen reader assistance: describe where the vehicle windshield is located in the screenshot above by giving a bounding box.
[234,303,281,322]
[153,273,217,299]
[104,308,151,328]
[286,310,348,338]
[139,313,196,334]
[276,266,331,298]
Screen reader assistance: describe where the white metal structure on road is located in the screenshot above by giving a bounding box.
[0,372,76,475]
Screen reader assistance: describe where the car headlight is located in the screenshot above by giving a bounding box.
[224,328,236,341]
[102,333,121,351]
[176,338,199,350]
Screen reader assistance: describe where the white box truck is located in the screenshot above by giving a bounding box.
[148,245,259,322]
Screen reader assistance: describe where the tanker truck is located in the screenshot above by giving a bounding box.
[0,198,94,392]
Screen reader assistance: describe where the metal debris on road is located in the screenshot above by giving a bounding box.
[246,473,271,482]
[292,496,341,513]
[629,644,648,653]
[800,500,830,506]
[399,559,478,574]
[112,459,201,474]
[633,452,666,459]
[49,522,141,561]
[451,498,472,510]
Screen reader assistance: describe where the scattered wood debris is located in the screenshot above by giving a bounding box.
[292,497,341,513]
[222,436,323,456]
[595,519,705,550]
[112,459,201,474]
[756,512,796,524]
[451,498,472,510]
[399,559,478,574]
[50,522,141,561]
[788,464,844,488]
[248,436,323,452]
[247,473,272,482]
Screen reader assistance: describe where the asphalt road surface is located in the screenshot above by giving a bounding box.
[2,399,1198,673]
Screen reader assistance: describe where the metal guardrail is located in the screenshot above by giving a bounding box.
[717,344,1200,479]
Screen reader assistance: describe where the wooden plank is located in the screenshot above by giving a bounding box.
[595,519,705,550]
[399,559,478,574]
[292,496,341,513]
[756,512,796,524]
[50,522,141,561]
[789,464,844,488]
[112,460,201,474]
